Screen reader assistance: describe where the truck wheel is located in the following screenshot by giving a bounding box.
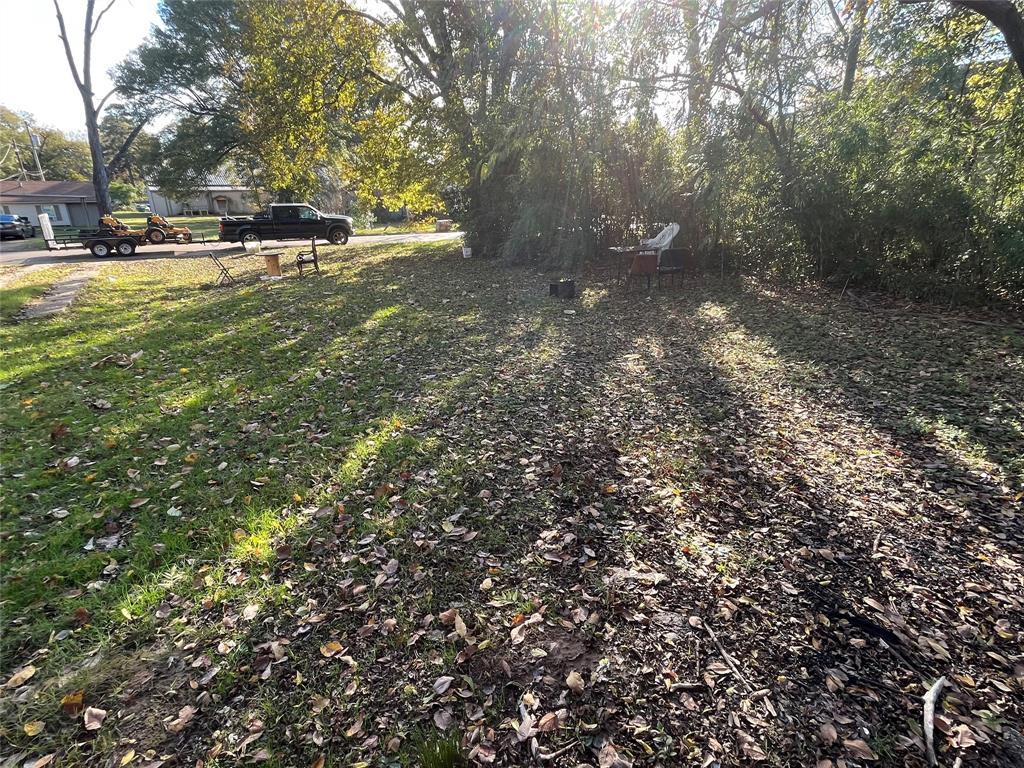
[89,241,111,257]
[116,239,137,256]
[241,231,261,245]
[329,228,349,245]
[147,228,166,244]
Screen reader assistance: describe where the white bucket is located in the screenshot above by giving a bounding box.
[462,246,472,259]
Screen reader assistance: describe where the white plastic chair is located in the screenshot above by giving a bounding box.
[639,223,680,262]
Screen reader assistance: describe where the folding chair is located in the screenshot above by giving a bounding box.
[295,238,320,277]
[209,252,236,286]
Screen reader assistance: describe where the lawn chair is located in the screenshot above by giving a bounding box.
[209,252,236,286]
[611,222,680,281]
[295,238,320,277]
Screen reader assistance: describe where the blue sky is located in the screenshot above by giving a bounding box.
[0,0,160,136]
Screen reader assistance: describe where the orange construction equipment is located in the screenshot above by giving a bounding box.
[145,214,192,244]
[98,214,147,238]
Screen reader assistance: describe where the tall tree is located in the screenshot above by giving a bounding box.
[344,0,551,255]
[52,0,148,214]
[117,0,397,203]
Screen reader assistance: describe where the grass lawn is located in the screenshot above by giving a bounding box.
[0,243,1021,766]
[355,221,450,236]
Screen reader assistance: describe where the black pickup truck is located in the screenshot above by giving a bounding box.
[218,203,353,245]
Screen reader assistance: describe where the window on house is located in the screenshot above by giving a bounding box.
[34,204,62,222]
[1,206,10,214]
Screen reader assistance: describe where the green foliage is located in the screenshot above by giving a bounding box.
[118,0,438,207]
[108,180,142,208]
[412,733,466,768]
[0,106,91,181]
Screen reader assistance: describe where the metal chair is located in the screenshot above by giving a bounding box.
[209,252,236,286]
[295,238,320,277]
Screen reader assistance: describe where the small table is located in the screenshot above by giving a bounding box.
[262,250,284,277]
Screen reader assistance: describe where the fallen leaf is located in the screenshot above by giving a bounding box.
[537,712,559,732]
[320,640,344,657]
[5,665,36,688]
[61,689,85,715]
[819,722,837,745]
[566,670,585,694]
[24,720,45,736]
[166,705,196,733]
[843,739,877,760]
[84,706,107,731]
[433,675,455,695]
[433,708,453,730]
[345,717,364,738]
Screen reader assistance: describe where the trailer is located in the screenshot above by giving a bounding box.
[37,213,206,257]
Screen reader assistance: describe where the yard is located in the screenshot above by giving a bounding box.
[1,241,1021,766]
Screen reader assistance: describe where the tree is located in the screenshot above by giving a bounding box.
[52,0,148,213]
[900,0,1024,76]
[342,0,552,255]
[117,0,393,203]
[101,106,159,185]
[0,106,91,181]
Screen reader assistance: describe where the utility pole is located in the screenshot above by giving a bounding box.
[24,122,45,180]
[10,137,28,181]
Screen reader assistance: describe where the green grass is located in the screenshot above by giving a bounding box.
[0,243,1020,766]
[356,220,451,236]
[0,267,74,319]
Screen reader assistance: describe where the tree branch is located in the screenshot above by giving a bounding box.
[52,0,85,93]
[105,117,148,177]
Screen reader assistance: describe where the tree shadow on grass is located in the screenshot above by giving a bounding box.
[5,265,1020,766]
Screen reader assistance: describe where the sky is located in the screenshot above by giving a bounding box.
[0,0,161,136]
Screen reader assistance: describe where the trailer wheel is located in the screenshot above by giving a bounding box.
[89,241,111,257]
[329,228,349,245]
[116,239,137,256]
[241,231,261,245]
[147,228,166,244]
[181,232,193,244]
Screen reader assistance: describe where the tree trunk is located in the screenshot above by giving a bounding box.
[842,0,869,97]
[85,104,113,214]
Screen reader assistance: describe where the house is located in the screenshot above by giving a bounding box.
[147,174,263,217]
[0,180,100,227]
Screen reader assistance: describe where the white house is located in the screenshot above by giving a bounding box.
[147,175,264,217]
[0,180,100,227]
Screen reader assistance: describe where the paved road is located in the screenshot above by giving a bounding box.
[0,231,463,267]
